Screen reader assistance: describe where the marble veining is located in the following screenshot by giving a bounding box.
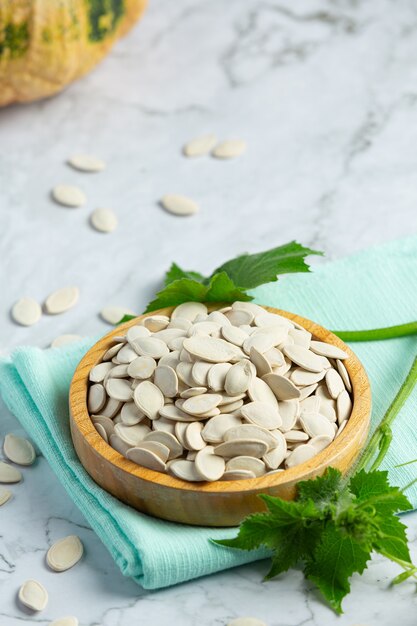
[1,0,417,623]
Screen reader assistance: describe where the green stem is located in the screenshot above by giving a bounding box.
[378,551,417,583]
[331,321,417,342]
[355,356,417,473]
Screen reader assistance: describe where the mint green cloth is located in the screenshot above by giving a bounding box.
[1,235,417,589]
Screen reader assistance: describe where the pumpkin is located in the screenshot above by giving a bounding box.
[0,0,147,106]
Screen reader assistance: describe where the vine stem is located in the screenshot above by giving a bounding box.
[331,321,417,342]
[355,355,417,473]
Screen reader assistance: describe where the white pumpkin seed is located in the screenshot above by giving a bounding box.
[282,344,324,373]
[337,359,352,392]
[47,535,83,572]
[120,402,145,426]
[221,324,248,346]
[214,439,268,459]
[0,461,22,483]
[105,378,132,402]
[90,208,118,233]
[180,386,207,398]
[262,373,300,401]
[109,433,130,457]
[115,423,151,446]
[11,297,42,326]
[298,383,318,400]
[263,434,287,470]
[207,362,232,391]
[127,447,167,471]
[278,400,299,431]
[3,434,36,466]
[310,340,348,360]
[19,579,48,611]
[247,377,279,409]
[299,412,335,439]
[212,139,246,159]
[241,401,282,430]
[325,368,345,399]
[52,184,86,207]
[195,447,225,481]
[183,133,217,157]
[224,424,277,449]
[102,342,124,361]
[336,419,348,437]
[250,346,272,377]
[130,441,170,462]
[45,286,79,314]
[160,404,198,422]
[127,356,156,379]
[184,336,242,363]
[99,397,122,418]
[154,365,178,397]
[337,390,353,424]
[221,469,256,480]
[285,443,317,468]
[284,430,309,443]
[168,459,202,481]
[92,415,115,439]
[225,361,253,396]
[185,422,206,451]
[133,381,164,420]
[290,368,326,387]
[153,418,176,434]
[226,309,254,326]
[161,194,199,216]
[131,337,169,359]
[144,431,182,459]
[100,306,136,325]
[226,456,266,477]
[0,487,12,506]
[201,413,242,443]
[89,362,114,383]
[176,361,196,387]
[51,334,82,348]
[68,154,105,172]
[143,315,170,332]
[309,435,333,452]
[182,393,222,415]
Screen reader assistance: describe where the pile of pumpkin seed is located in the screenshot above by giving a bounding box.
[87,302,352,482]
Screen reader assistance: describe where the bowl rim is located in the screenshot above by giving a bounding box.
[69,304,372,494]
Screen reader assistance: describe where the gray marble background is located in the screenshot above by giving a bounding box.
[1,0,417,624]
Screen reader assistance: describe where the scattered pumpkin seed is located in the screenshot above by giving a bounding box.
[90,208,118,233]
[161,194,199,216]
[11,297,42,326]
[45,287,79,314]
[68,154,105,172]
[46,535,83,572]
[212,139,247,159]
[52,184,86,208]
[18,579,48,611]
[3,434,36,466]
[183,133,217,157]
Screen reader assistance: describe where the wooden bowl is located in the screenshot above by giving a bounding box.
[70,305,371,527]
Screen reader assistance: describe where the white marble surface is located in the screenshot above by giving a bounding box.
[1,0,417,623]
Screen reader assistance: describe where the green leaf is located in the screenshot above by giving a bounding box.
[297,468,343,510]
[145,278,208,313]
[305,524,371,614]
[164,262,205,286]
[146,272,252,313]
[205,272,252,303]
[349,470,412,515]
[117,314,137,325]
[215,494,324,578]
[372,514,411,563]
[212,241,323,289]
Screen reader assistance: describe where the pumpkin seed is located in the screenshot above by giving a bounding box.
[144,431,182,459]
[195,447,225,481]
[105,378,132,402]
[278,400,299,431]
[182,393,222,415]
[263,434,287,469]
[241,401,282,430]
[212,139,247,159]
[0,487,12,506]
[221,469,256,480]
[247,377,279,409]
[0,461,22,483]
[207,362,232,391]
[154,365,178,397]
[183,133,217,157]
[131,336,169,359]
[127,356,156,379]
[282,344,324,373]
[68,154,105,172]
[214,439,268,459]
[46,535,83,572]
[225,360,253,396]
[130,441,170,462]
[299,412,335,439]
[109,434,130,457]
[161,194,199,216]
[176,361,197,387]
[184,336,242,363]
[89,362,114,383]
[201,413,242,443]
[92,415,115,439]
[143,315,170,332]
[45,286,79,314]
[337,359,352,392]
[102,342,124,361]
[337,390,353,424]
[168,459,202,481]
[18,579,48,611]
[180,386,207,398]
[185,422,206,451]
[11,297,42,326]
[51,334,82,348]
[52,184,86,207]
[126,447,167,471]
[262,373,300,401]
[133,381,164,420]
[250,346,272,377]
[90,208,118,233]
[100,306,136,325]
[310,340,348,360]
[99,397,122,418]
[284,430,309,443]
[226,309,254,326]
[4,434,36,466]
[309,435,333,452]
[336,419,348,437]
[226,456,266,477]
[221,324,248,346]
[224,424,277,449]
[160,404,198,422]
[290,368,325,387]
[285,443,317,468]
[115,423,151,446]
[298,383,318,400]
[325,368,345,399]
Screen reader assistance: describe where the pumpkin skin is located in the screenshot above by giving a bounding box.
[0,0,147,106]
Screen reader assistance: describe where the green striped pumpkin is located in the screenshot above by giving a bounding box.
[0,0,147,106]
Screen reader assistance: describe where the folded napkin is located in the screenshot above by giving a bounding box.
[1,235,417,590]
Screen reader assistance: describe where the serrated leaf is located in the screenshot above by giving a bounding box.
[144,278,208,313]
[164,262,205,286]
[297,468,343,510]
[349,470,412,515]
[213,241,323,289]
[205,272,252,303]
[372,514,411,563]
[305,524,370,614]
